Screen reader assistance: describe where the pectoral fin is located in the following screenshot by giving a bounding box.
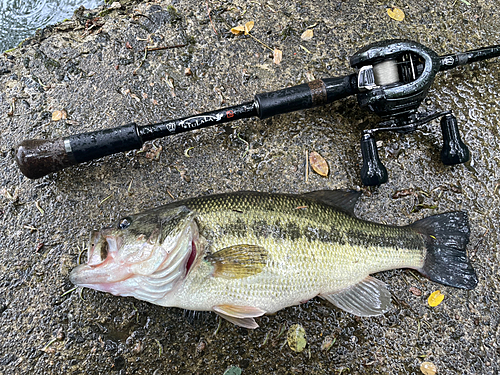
[321,276,392,317]
[206,244,267,279]
[213,304,266,329]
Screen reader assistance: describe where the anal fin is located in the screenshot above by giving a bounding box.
[213,304,266,329]
[321,276,392,317]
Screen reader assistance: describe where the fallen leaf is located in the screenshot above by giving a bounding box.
[305,71,315,81]
[166,74,174,89]
[387,7,405,21]
[287,324,307,352]
[52,110,67,121]
[420,361,437,375]
[309,151,329,177]
[244,21,254,35]
[230,25,245,35]
[428,290,444,307]
[320,335,336,351]
[273,48,283,64]
[301,29,314,40]
[409,286,422,296]
[223,366,242,375]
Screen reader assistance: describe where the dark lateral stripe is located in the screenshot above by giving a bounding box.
[215,219,347,246]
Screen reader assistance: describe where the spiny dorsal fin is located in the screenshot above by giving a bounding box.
[206,244,267,279]
[302,190,361,216]
[321,276,392,317]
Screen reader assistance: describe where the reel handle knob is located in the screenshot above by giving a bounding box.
[360,133,388,186]
[440,114,470,165]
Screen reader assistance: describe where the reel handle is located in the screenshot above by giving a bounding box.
[360,133,388,186]
[440,114,470,165]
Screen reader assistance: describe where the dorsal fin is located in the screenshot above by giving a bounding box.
[205,244,268,279]
[302,190,361,216]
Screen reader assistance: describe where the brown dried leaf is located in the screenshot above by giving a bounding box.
[230,25,245,35]
[52,110,67,121]
[301,29,314,41]
[309,151,329,177]
[409,286,422,296]
[273,48,283,64]
[387,7,405,21]
[244,21,254,35]
[305,71,315,82]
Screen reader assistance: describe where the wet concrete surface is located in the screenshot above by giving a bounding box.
[0,0,499,374]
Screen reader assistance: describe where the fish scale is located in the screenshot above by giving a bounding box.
[166,192,426,312]
[70,190,477,329]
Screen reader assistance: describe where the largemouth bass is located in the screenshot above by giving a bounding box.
[69,190,477,329]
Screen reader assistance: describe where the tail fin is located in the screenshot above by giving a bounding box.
[411,211,477,289]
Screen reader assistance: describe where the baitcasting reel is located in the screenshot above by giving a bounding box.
[15,39,500,184]
[351,39,476,185]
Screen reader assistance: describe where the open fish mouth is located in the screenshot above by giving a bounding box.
[69,211,200,303]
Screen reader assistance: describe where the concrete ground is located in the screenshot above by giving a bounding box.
[0,0,499,374]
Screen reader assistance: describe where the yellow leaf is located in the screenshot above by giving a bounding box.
[387,7,405,21]
[301,29,314,41]
[428,290,444,307]
[273,48,283,64]
[52,110,67,121]
[309,151,329,177]
[420,362,437,375]
[244,21,254,35]
[230,25,245,35]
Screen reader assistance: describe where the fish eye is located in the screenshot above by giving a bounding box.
[119,217,132,229]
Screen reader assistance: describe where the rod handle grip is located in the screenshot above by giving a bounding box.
[255,75,358,119]
[15,123,143,179]
[15,138,77,179]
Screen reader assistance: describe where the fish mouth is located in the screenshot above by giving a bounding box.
[69,218,200,302]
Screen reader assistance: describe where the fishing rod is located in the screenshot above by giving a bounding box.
[15,39,500,185]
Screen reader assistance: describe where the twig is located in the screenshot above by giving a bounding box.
[206,1,218,34]
[133,48,148,75]
[305,150,309,182]
[145,44,187,51]
[247,33,273,52]
[41,338,58,352]
[98,194,113,206]
[61,287,77,297]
